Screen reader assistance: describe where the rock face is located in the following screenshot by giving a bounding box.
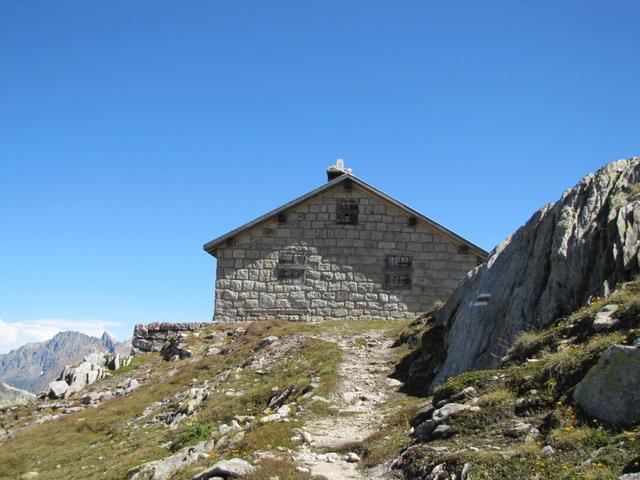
[0,381,35,408]
[46,353,133,399]
[573,344,640,427]
[416,158,640,387]
[0,331,130,393]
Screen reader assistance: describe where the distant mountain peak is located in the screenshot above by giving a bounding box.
[101,331,118,351]
[0,330,131,393]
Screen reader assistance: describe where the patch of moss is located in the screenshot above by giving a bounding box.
[432,369,499,405]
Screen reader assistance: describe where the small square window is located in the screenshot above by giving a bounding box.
[383,273,412,289]
[383,255,413,289]
[277,212,288,224]
[276,251,307,284]
[336,199,359,225]
[384,255,413,269]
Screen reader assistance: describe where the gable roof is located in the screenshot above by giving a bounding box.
[203,174,489,258]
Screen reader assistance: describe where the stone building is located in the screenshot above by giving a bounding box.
[203,161,487,322]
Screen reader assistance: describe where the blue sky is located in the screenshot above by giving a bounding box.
[0,1,638,350]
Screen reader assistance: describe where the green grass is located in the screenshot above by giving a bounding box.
[432,369,499,405]
[175,420,215,450]
[0,320,347,480]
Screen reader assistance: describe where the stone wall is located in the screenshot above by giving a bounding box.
[132,322,208,354]
[213,183,480,322]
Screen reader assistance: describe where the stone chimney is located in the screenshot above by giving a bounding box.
[326,158,352,182]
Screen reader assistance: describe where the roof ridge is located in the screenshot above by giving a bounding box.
[203,174,488,258]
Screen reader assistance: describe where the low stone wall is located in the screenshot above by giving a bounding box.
[131,322,208,354]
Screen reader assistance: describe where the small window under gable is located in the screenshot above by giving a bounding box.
[383,255,413,289]
[275,250,307,283]
[336,199,359,225]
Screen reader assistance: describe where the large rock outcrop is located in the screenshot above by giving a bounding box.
[46,352,132,399]
[422,158,640,387]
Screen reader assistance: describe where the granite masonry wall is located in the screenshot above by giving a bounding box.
[212,182,481,322]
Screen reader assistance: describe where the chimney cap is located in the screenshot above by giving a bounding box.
[327,158,352,181]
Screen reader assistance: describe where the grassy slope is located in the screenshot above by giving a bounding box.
[0,319,409,480]
[391,279,640,479]
[3,278,638,480]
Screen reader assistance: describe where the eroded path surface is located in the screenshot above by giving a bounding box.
[292,330,403,479]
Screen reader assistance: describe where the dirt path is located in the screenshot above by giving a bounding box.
[292,330,402,479]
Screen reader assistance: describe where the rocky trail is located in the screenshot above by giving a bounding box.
[292,330,403,479]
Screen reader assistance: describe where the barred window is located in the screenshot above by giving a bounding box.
[383,255,413,289]
[336,199,359,225]
[275,251,307,283]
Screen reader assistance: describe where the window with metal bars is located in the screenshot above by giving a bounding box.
[336,199,359,225]
[275,251,307,283]
[383,255,413,289]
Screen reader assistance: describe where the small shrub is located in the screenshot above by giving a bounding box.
[175,421,214,449]
[509,328,558,362]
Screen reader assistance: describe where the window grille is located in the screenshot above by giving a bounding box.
[336,199,359,225]
[275,251,307,283]
[383,255,413,289]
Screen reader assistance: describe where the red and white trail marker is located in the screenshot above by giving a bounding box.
[472,293,492,307]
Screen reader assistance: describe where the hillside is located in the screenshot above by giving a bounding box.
[0,331,131,394]
[0,300,638,479]
[1,158,639,479]
[0,382,34,409]
[0,319,415,479]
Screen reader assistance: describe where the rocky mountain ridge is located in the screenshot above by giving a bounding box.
[0,331,131,393]
[410,157,640,388]
[0,382,34,409]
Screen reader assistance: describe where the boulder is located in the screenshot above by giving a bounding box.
[192,458,255,479]
[573,344,640,427]
[592,304,620,331]
[385,378,402,388]
[130,439,216,480]
[432,403,479,422]
[407,158,640,388]
[259,336,279,348]
[20,473,39,479]
[83,352,107,366]
[80,392,101,405]
[345,452,361,463]
[106,354,131,370]
[47,381,69,399]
